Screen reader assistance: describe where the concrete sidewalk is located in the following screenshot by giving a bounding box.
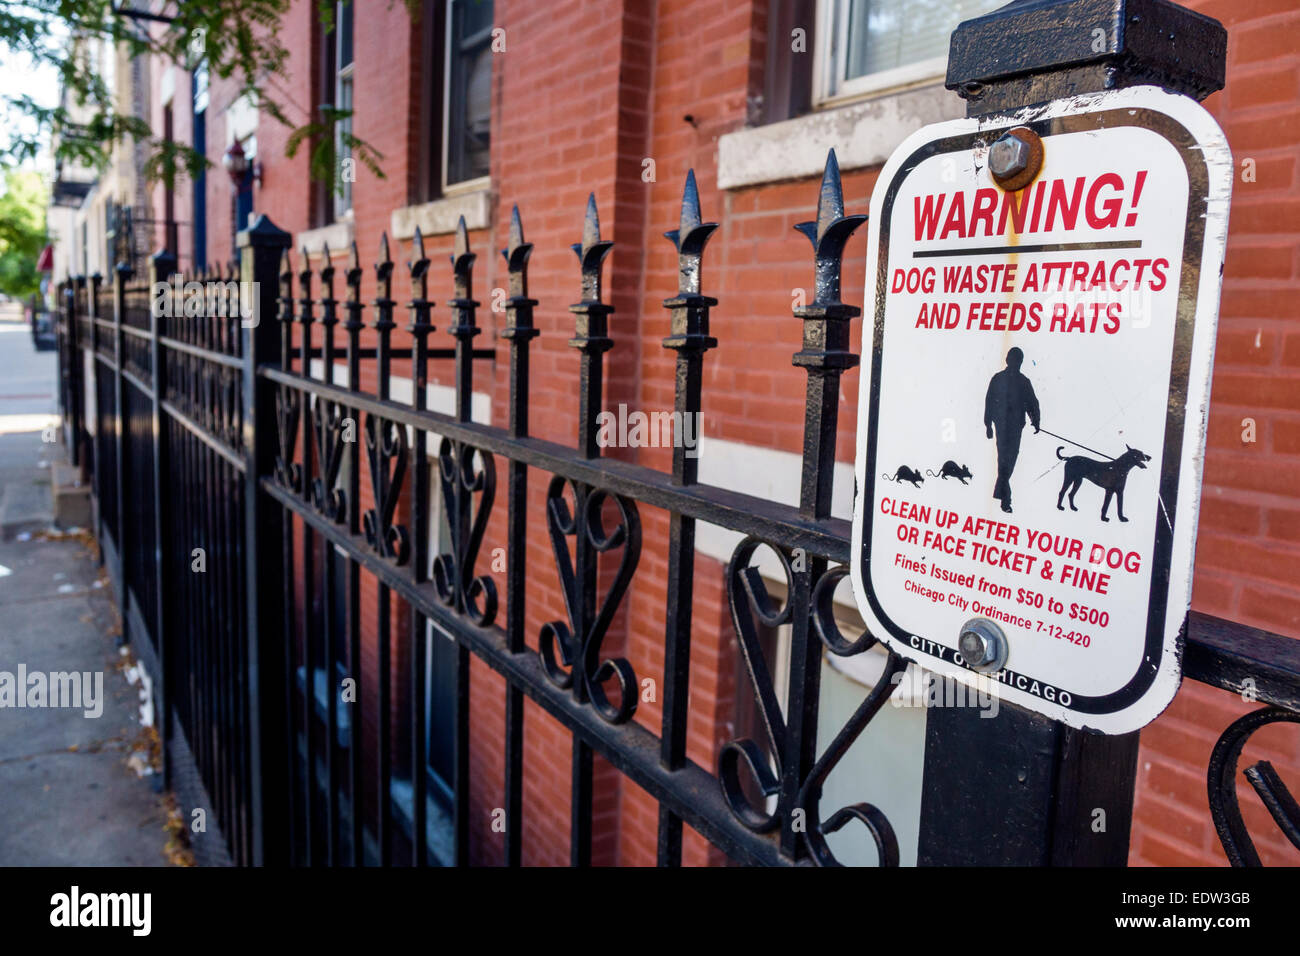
[0,319,173,866]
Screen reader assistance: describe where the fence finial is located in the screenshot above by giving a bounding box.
[374,232,394,308]
[502,204,533,299]
[409,227,430,288]
[450,216,475,300]
[279,249,294,323]
[664,169,718,296]
[345,240,362,305]
[794,149,866,307]
[407,225,434,337]
[320,242,335,284]
[572,194,614,303]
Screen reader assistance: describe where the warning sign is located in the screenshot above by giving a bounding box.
[849,86,1233,734]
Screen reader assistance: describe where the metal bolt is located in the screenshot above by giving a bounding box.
[989,133,1030,179]
[958,617,1008,673]
[987,127,1043,192]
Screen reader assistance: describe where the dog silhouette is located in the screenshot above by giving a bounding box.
[1055,445,1152,522]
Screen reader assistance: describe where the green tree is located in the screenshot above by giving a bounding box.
[0,169,46,298]
[0,1,396,191]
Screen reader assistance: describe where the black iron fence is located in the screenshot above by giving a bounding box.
[54,155,1300,867]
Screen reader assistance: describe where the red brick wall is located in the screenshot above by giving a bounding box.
[159,0,1298,866]
[1128,0,1300,867]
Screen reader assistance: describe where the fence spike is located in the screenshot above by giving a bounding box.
[407,225,433,334]
[298,247,316,315]
[320,242,334,281]
[794,149,866,308]
[375,232,394,306]
[664,169,718,296]
[279,249,295,324]
[411,226,427,271]
[572,194,614,303]
[568,195,615,458]
[345,240,363,307]
[502,204,533,299]
[450,216,475,299]
[452,215,470,262]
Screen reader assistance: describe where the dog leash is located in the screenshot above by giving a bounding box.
[1035,427,1116,461]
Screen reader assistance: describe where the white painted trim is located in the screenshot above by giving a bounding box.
[694,434,854,586]
[716,84,963,190]
[389,189,492,241]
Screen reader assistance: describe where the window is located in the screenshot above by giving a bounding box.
[312,1,354,227]
[814,0,1004,104]
[444,0,492,189]
[334,0,354,221]
[192,63,207,271]
[416,0,492,203]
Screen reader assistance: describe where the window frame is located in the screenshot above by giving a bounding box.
[440,0,492,197]
[811,0,955,108]
[333,0,355,222]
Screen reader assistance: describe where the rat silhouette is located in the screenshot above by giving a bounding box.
[927,461,973,484]
[882,466,924,488]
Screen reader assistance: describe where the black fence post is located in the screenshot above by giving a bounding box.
[238,215,292,866]
[87,274,104,551]
[149,249,177,786]
[917,0,1227,866]
[112,262,130,623]
[59,281,74,466]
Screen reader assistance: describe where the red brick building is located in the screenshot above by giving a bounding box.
[144,0,1299,865]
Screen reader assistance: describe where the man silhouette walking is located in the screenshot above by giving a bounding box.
[984,347,1040,514]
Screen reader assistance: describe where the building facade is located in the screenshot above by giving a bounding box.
[114,0,1300,865]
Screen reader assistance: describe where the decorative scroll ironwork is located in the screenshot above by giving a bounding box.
[539,477,642,725]
[310,400,348,523]
[720,536,794,833]
[1208,707,1300,865]
[362,413,409,566]
[799,568,907,867]
[721,540,907,865]
[432,438,497,625]
[274,386,302,492]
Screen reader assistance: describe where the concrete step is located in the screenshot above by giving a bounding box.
[51,461,91,531]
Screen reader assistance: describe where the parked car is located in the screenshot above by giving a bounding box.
[28,305,56,351]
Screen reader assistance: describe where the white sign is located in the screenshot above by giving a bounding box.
[850,86,1233,734]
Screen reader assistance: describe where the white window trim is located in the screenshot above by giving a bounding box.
[812,0,952,109]
[443,175,491,199]
[334,66,354,221]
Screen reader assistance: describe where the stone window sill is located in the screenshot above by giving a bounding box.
[390,189,492,241]
[717,84,963,190]
[295,221,355,258]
